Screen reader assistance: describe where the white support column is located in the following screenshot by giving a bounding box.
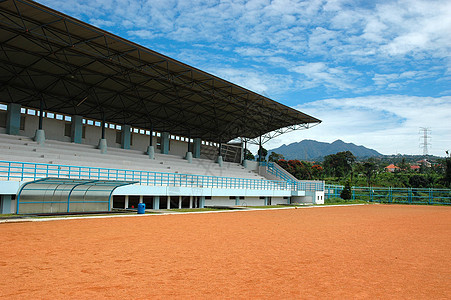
[199,196,205,208]
[189,196,193,209]
[1,195,12,214]
[167,197,171,209]
[153,196,160,210]
[178,196,182,209]
[139,195,143,204]
[124,195,129,209]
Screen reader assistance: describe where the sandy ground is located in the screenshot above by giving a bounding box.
[1,205,450,299]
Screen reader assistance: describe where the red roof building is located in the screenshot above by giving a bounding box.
[410,165,420,171]
[385,164,400,173]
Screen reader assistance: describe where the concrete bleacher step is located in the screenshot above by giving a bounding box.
[0,133,243,166]
[1,133,266,180]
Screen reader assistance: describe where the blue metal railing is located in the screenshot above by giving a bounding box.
[325,184,451,205]
[0,160,297,191]
[259,161,324,192]
[260,161,294,182]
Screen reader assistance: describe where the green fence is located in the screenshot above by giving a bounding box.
[325,185,451,205]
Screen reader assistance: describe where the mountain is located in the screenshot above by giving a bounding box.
[269,139,382,161]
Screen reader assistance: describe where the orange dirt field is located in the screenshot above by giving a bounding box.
[1,204,450,299]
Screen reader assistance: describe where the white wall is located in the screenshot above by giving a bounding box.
[7,110,220,157]
[204,196,266,207]
[204,197,234,206]
[291,191,324,204]
[238,198,265,206]
[271,197,290,205]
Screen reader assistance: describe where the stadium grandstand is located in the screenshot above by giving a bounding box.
[0,0,323,214]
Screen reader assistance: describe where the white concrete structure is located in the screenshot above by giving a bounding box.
[0,104,324,213]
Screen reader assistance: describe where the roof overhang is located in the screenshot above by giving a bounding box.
[0,0,321,142]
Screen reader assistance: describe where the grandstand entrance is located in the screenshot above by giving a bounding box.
[16,178,136,214]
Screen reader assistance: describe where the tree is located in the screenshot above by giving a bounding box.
[444,151,451,187]
[276,159,316,180]
[311,164,324,180]
[257,147,268,162]
[359,159,378,186]
[268,152,285,162]
[323,151,356,178]
[409,175,429,188]
[244,149,255,160]
[340,180,352,200]
[398,158,409,172]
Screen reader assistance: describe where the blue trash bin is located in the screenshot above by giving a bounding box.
[137,203,146,214]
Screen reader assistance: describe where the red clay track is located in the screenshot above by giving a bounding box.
[1,205,450,299]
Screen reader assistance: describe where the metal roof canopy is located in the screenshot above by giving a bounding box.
[0,0,321,143]
[16,178,137,214]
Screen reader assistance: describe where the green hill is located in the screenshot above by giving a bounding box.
[269,139,382,161]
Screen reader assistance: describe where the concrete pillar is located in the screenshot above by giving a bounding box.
[121,124,131,149]
[193,138,201,158]
[1,195,12,214]
[98,138,107,154]
[185,151,193,163]
[35,100,45,145]
[243,159,248,168]
[217,155,223,167]
[153,196,160,210]
[199,196,205,208]
[34,129,45,145]
[124,195,129,209]
[160,132,170,154]
[6,103,21,135]
[178,196,182,209]
[147,145,155,159]
[189,196,193,208]
[240,141,245,164]
[167,197,171,209]
[235,196,240,206]
[139,195,143,204]
[71,115,83,143]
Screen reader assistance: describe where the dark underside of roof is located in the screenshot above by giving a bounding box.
[0,0,321,143]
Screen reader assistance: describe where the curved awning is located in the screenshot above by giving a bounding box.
[0,0,321,143]
[16,178,137,214]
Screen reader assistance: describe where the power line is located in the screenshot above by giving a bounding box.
[419,127,431,156]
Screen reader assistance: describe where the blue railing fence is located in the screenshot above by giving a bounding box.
[260,161,324,192]
[325,184,451,205]
[0,160,295,191]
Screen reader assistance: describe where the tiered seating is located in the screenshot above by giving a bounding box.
[0,133,264,180]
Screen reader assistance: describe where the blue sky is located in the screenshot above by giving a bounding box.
[38,0,451,156]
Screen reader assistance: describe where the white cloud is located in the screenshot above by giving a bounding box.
[372,70,438,89]
[127,29,159,40]
[38,0,451,58]
[291,62,359,90]
[207,67,294,97]
[35,0,451,158]
[265,95,451,156]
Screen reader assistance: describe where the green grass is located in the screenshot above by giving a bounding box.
[169,208,230,212]
[0,214,18,217]
[324,197,368,205]
[246,205,298,209]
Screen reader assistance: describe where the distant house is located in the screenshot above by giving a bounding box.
[417,159,432,168]
[385,164,400,173]
[410,165,420,172]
